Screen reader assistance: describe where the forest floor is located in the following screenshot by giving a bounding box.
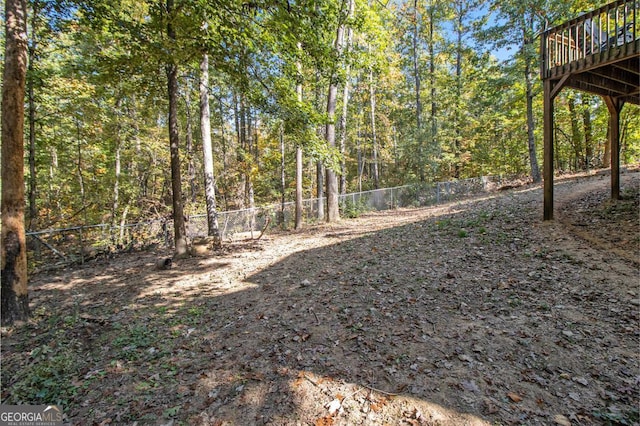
[2,170,639,426]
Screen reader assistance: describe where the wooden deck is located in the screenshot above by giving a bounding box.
[541,0,639,220]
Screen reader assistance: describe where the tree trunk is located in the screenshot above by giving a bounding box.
[428,4,437,176]
[357,108,364,192]
[603,125,611,167]
[295,53,303,230]
[245,106,256,235]
[523,15,541,183]
[27,8,37,229]
[338,0,354,196]
[454,4,463,178]
[316,160,324,219]
[413,0,424,181]
[568,96,583,170]
[325,6,349,223]
[369,69,379,189]
[111,98,123,242]
[1,0,30,325]
[166,0,187,257]
[581,95,593,169]
[315,73,325,221]
[184,87,197,203]
[279,126,286,226]
[199,52,220,241]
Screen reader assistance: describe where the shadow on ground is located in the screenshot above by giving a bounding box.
[1,174,638,425]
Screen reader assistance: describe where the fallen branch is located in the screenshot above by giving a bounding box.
[256,216,271,240]
[28,234,67,260]
[360,384,400,396]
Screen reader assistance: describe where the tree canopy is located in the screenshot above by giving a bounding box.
[8,0,640,233]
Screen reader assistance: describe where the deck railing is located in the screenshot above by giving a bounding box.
[541,0,638,78]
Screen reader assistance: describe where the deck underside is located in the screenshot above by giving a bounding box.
[545,39,640,104]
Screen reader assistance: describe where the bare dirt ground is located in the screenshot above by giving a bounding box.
[2,171,639,426]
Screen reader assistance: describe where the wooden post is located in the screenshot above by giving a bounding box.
[604,96,623,200]
[543,79,555,220]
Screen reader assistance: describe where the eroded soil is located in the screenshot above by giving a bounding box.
[2,172,639,425]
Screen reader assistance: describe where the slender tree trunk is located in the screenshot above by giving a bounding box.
[2,0,30,325]
[112,133,121,231]
[581,96,593,169]
[369,70,379,189]
[295,51,304,230]
[568,96,583,170]
[339,75,350,196]
[184,88,197,203]
[199,52,220,241]
[218,94,230,210]
[316,161,324,219]
[357,108,363,192]
[315,73,325,220]
[603,125,611,167]
[454,7,463,178]
[413,0,424,181]
[338,0,355,196]
[246,106,256,235]
[523,15,541,183]
[279,126,286,226]
[76,122,85,206]
[428,4,437,174]
[166,0,187,256]
[111,98,123,241]
[27,12,37,229]
[325,4,349,222]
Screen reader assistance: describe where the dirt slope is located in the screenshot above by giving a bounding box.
[2,172,638,425]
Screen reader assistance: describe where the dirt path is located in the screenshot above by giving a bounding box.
[2,172,638,425]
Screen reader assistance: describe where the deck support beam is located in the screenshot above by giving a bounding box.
[543,79,562,221]
[604,96,624,200]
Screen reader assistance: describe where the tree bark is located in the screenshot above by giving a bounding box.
[199,52,220,242]
[428,3,437,177]
[295,52,303,230]
[523,14,541,183]
[316,160,324,219]
[369,69,379,189]
[338,0,354,196]
[413,0,424,181]
[184,87,197,203]
[166,0,187,257]
[27,4,38,229]
[581,95,593,169]
[568,95,583,170]
[325,5,349,222]
[1,0,30,325]
[279,126,286,226]
[453,1,463,178]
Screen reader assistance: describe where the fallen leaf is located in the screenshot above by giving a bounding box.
[314,416,334,426]
[507,392,523,402]
[553,414,571,426]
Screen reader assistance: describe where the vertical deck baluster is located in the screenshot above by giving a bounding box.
[582,21,586,58]
[552,31,556,69]
[622,1,627,44]
[606,7,610,48]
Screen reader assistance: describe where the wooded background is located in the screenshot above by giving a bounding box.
[3,0,640,233]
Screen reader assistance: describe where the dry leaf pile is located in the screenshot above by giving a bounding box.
[1,171,638,425]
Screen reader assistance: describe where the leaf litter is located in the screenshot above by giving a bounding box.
[1,171,639,425]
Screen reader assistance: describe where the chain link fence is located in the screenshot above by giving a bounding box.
[26,175,515,270]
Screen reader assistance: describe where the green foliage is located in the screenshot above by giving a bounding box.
[8,344,81,406]
[340,197,369,218]
[19,0,640,235]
